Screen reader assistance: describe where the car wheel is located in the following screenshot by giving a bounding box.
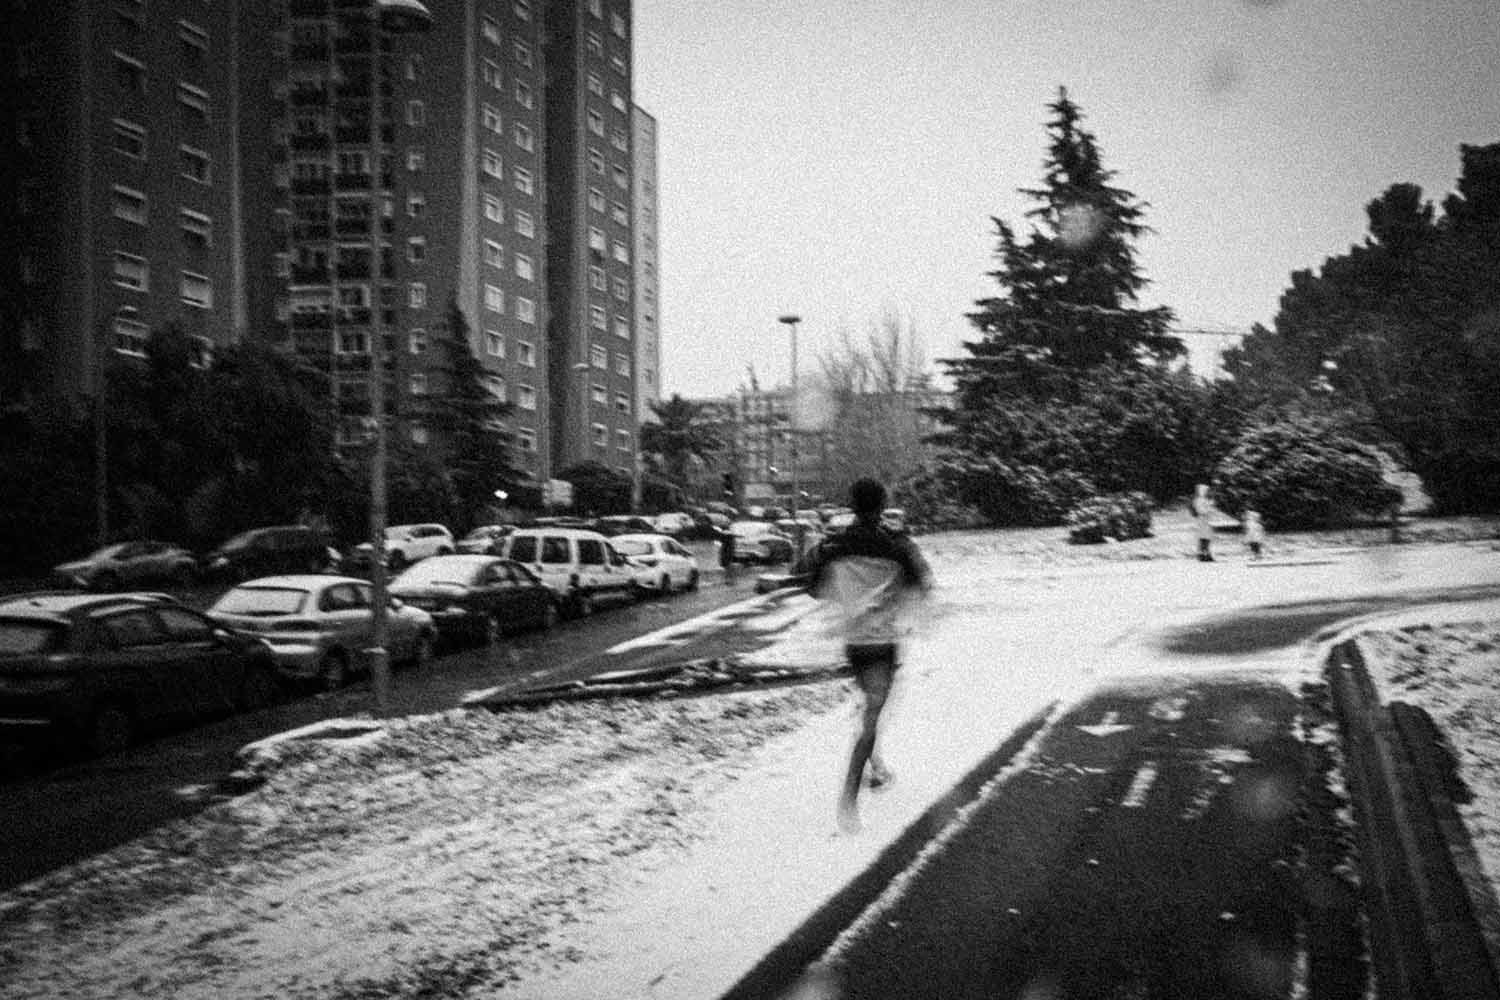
[92,571,121,593]
[88,702,134,757]
[238,667,279,712]
[660,573,672,594]
[572,591,594,619]
[409,632,436,669]
[387,551,407,573]
[540,601,559,631]
[437,546,453,556]
[686,570,700,591]
[631,581,648,603]
[319,649,349,691]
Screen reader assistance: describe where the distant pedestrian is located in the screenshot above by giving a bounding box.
[1192,483,1215,562]
[717,524,738,584]
[1244,509,1265,560]
[806,478,933,834]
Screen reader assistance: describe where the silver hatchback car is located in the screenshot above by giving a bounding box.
[208,575,436,689]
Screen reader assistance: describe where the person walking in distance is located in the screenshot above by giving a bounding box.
[1192,483,1215,562]
[807,478,933,834]
[1243,509,1265,560]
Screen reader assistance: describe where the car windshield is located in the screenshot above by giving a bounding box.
[213,586,310,616]
[613,539,652,556]
[0,620,65,656]
[394,558,483,587]
[77,543,130,562]
[462,528,496,541]
[731,523,768,537]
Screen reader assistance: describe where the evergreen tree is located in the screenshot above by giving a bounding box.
[426,298,520,529]
[640,394,724,490]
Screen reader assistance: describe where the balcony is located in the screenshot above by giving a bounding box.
[291,312,333,330]
[293,222,332,240]
[291,264,330,282]
[288,133,331,152]
[291,177,331,196]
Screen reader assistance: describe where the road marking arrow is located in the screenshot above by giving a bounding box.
[1077,710,1135,737]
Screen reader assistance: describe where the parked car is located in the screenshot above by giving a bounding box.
[348,523,454,571]
[592,515,657,537]
[202,525,339,583]
[0,591,281,756]
[650,512,696,537]
[499,527,637,617]
[51,540,199,592]
[882,507,908,533]
[208,575,436,689]
[609,533,702,595]
[455,524,515,555]
[389,555,559,643]
[825,510,858,533]
[775,518,825,556]
[725,520,794,565]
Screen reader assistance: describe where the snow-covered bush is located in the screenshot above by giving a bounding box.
[1064,491,1154,544]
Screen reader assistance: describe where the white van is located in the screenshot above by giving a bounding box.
[500,527,637,616]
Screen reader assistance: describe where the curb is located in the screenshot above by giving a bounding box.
[717,700,1058,1000]
[1326,638,1500,999]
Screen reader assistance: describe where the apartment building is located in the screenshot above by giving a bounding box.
[542,0,638,482]
[268,0,551,474]
[1,0,243,409]
[631,104,660,423]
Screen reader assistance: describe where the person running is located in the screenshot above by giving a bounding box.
[806,478,933,834]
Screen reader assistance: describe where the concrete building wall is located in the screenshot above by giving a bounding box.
[631,104,660,423]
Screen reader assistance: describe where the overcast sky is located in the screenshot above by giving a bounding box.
[632,0,1500,398]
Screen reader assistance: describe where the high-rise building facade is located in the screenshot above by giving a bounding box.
[1,0,244,410]
[268,0,551,474]
[543,0,638,482]
[631,104,660,423]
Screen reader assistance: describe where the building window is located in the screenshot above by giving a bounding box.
[612,164,628,190]
[112,186,148,225]
[482,15,501,44]
[514,79,534,108]
[611,54,627,76]
[113,314,149,356]
[612,241,629,264]
[485,284,505,313]
[406,236,426,262]
[615,393,631,414]
[515,297,536,324]
[517,427,537,452]
[513,0,532,21]
[513,40,532,67]
[612,276,629,301]
[112,119,147,159]
[113,51,146,93]
[409,282,427,308]
[482,147,503,178]
[514,253,534,281]
[617,429,633,450]
[407,148,425,172]
[588,187,606,213]
[613,315,629,339]
[180,271,212,309]
[484,374,507,402]
[589,305,607,330]
[408,372,428,396]
[587,109,604,136]
[611,90,627,113]
[588,227,606,254]
[612,11,627,37]
[612,201,629,226]
[112,252,149,291]
[586,31,603,57]
[177,83,210,124]
[406,100,425,126]
[584,268,604,294]
[482,103,502,133]
[611,127,628,152]
[513,166,534,195]
[587,72,604,97]
[180,209,212,248]
[338,330,370,355]
[483,193,504,222]
[591,383,607,405]
[513,122,533,152]
[485,329,504,357]
[514,210,535,238]
[588,0,602,17]
[178,20,209,58]
[518,341,535,366]
[179,145,212,184]
[615,353,630,376]
[410,423,429,445]
[405,54,422,81]
[517,385,537,410]
[482,58,502,90]
[592,423,608,447]
[588,147,605,175]
[406,192,426,217]
[484,239,504,267]
[409,328,428,354]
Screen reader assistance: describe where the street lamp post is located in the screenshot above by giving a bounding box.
[777,314,801,556]
[366,0,432,715]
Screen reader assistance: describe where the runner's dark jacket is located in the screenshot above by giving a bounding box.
[806,521,932,647]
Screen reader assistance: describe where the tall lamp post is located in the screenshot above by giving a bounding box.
[776,314,802,556]
[366,0,432,715]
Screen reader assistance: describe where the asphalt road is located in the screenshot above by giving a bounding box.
[0,567,761,891]
[813,675,1340,999]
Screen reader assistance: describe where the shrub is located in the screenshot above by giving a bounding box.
[1065,492,1154,544]
[1212,416,1402,530]
[941,458,1095,527]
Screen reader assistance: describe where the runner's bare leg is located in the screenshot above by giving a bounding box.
[839,659,895,832]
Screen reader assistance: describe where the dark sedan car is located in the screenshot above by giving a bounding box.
[202,525,339,582]
[388,555,558,645]
[0,592,281,757]
[51,540,199,591]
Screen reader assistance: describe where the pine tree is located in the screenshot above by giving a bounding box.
[948,87,1180,412]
